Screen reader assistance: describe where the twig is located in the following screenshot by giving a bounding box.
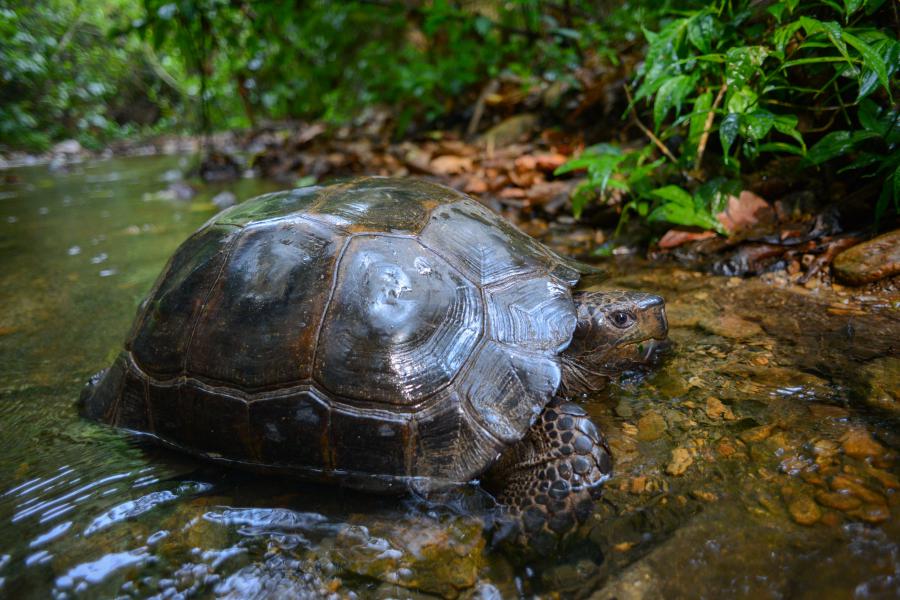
[466,78,499,138]
[694,82,728,174]
[624,85,678,163]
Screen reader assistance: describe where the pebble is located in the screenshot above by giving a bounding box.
[833,229,900,284]
[666,448,693,476]
[829,475,886,506]
[740,424,776,443]
[636,412,667,441]
[716,439,737,457]
[787,494,821,525]
[704,397,736,421]
[840,429,886,460]
[848,504,891,524]
[810,439,839,458]
[814,490,861,511]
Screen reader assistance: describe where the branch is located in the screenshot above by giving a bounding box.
[624,85,678,163]
[694,82,727,174]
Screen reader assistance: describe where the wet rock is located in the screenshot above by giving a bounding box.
[666,448,693,476]
[848,504,891,524]
[810,438,839,459]
[814,490,862,512]
[331,517,484,598]
[480,114,538,147]
[52,139,84,155]
[829,475,886,506]
[541,559,600,592]
[840,428,887,460]
[636,412,667,441]
[589,561,660,600]
[833,229,900,285]
[865,466,900,490]
[697,314,764,340]
[740,424,776,443]
[716,438,738,457]
[705,397,736,421]
[787,494,821,525]
[860,357,900,415]
[214,556,324,599]
[212,191,237,210]
[807,404,849,420]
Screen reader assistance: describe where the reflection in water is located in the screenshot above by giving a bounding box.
[0,156,897,597]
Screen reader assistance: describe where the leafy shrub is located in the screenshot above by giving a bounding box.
[0,0,169,151]
[559,0,899,232]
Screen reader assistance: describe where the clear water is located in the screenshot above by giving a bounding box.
[0,156,897,598]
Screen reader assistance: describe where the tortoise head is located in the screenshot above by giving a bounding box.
[560,290,668,395]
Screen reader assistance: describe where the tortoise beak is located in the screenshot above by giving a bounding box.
[636,294,668,341]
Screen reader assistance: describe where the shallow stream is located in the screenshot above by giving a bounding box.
[1,156,898,598]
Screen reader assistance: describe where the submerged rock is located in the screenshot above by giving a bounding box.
[330,516,485,598]
[833,229,900,284]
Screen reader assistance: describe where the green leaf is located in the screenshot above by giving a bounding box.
[649,185,693,206]
[859,38,900,99]
[741,109,776,140]
[720,113,741,156]
[688,91,713,158]
[772,114,805,147]
[841,30,890,99]
[647,185,724,232]
[767,2,787,23]
[687,12,716,53]
[857,98,882,135]
[806,130,880,164]
[843,0,865,16]
[757,142,806,155]
[653,74,697,130]
[774,21,803,53]
[726,87,758,114]
[725,46,769,88]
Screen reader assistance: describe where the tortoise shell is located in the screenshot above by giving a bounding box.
[82,177,592,492]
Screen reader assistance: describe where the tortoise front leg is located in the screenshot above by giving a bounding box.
[484,399,612,549]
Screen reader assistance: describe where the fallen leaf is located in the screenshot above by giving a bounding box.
[534,152,568,171]
[717,190,770,234]
[429,155,474,175]
[658,229,718,249]
[526,181,570,204]
[464,176,488,194]
[499,187,526,199]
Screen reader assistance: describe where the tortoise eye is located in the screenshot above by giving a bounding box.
[610,310,635,328]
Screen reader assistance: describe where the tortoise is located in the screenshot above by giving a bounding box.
[80,177,667,540]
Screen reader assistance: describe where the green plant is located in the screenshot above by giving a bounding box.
[806,99,899,222]
[0,0,169,151]
[559,0,899,232]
